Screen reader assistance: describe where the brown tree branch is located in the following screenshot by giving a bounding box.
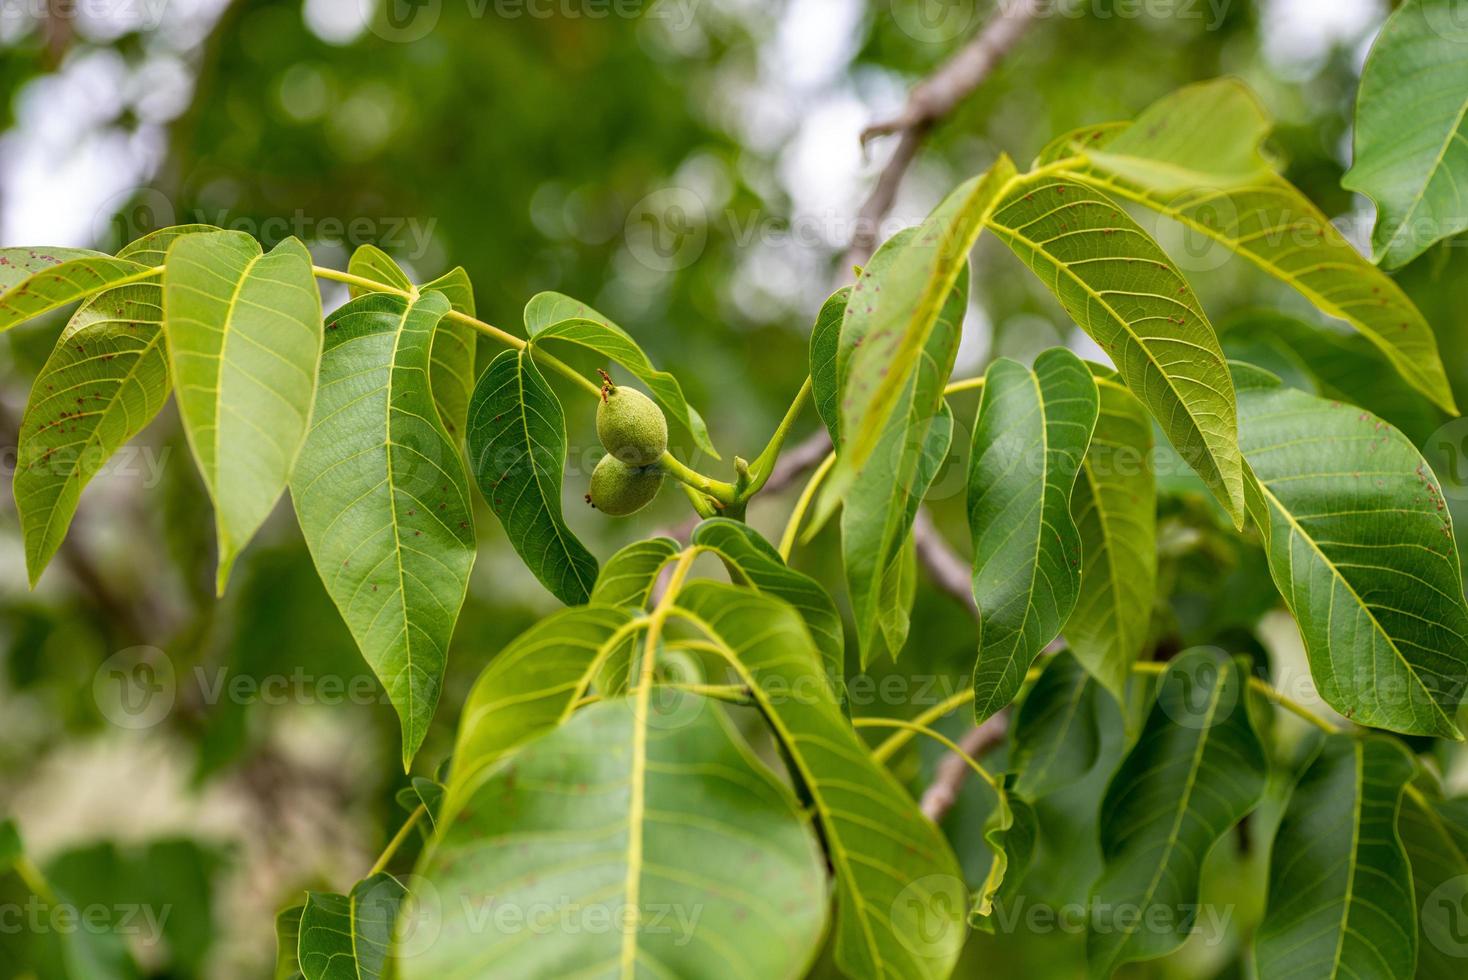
[920,710,1010,824]
[842,0,1040,272]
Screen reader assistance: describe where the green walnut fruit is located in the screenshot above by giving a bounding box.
[587,454,664,516]
[597,384,667,467]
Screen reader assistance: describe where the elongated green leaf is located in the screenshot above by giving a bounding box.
[299,873,405,980]
[410,697,828,979]
[291,291,476,768]
[524,291,716,458]
[1236,367,1468,737]
[1256,735,1416,980]
[971,784,1036,933]
[809,285,847,443]
[466,347,598,605]
[1067,365,1156,701]
[1400,787,1468,978]
[1088,650,1267,977]
[591,536,680,607]
[164,230,323,591]
[969,348,1099,722]
[692,518,845,703]
[672,581,967,979]
[344,246,477,440]
[1049,79,1458,413]
[447,603,636,803]
[420,267,477,440]
[1344,0,1468,268]
[815,159,1017,527]
[987,173,1245,523]
[275,905,305,980]
[11,227,210,584]
[841,229,966,663]
[346,244,413,294]
[0,247,153,332]
[1010,651,1102,799]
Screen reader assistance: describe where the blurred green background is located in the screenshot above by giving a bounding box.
[3,0,1467,976]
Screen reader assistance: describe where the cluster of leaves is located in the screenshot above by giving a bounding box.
[4,0,1468,974]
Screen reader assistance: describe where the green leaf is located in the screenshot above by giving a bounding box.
[419,266,477,440]
[524,291,717,458]
[1400,787,1468,978]
[1344,0,1468,268]
[466,347,598,605]
[691,518,845,704]
[1053,79,1458,414]
[1084,79,1274,192]
[409,698,829,979]
[986,172,1245,524]
[0,247,154,332]
[290,291,477,768]
[163,230,323,592]
[1236,369,1468,737]
[840,228,966,664]
[817,157,1017,523]
[346,244,413,294]
[972,779,1037,930]
[299,873,406,980]
[447,603,636,801]
[344,245,477,440]
[1010,650,1102,799]
[591,536,681,607]
[1088,650,1267,977]
[672,581,967,979]
[809,285,847,443]
[969,348,1099,722]
[1256,735,1416,980]
[1066,365,1157,702]
[274,905,305,980]
[12,226,203,584]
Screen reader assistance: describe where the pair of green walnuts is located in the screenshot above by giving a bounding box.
[586,376,668,517]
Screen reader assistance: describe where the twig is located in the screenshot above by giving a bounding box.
[920,710,1010,823]
[842,0,1040,272]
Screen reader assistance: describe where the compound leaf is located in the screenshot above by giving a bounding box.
[164,230,322,592]
[291,291,476,769]
[969,348,1099,722]
[467,347,598,605]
